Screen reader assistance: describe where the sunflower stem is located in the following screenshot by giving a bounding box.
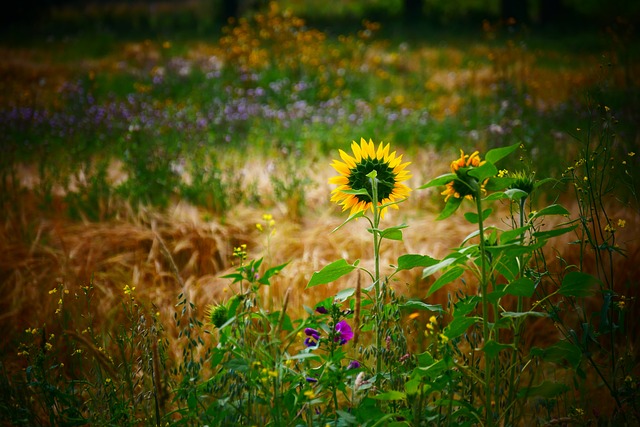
[368,173,383,380]
[476,190,493,426]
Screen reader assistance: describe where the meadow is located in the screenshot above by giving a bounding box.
[1,2,639,425]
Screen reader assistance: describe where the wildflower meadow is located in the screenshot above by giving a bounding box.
[1,1,639,426]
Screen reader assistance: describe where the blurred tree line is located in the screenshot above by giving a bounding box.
[3,0,639,34]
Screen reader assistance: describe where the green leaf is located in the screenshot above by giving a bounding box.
[423,256,460,278]
[501,311,548,318]
[334,287,356,302]
[400,300,444,313]
[437,196,463,220]
[504,188,528,200]
[379,224,408,241]
[482,340,514,359]
[531,204,570,219]
[501,225,530,244]
[258,261,289,285]
[418,173,456,189]
[468,162,497,182]
[483,191,508,201]
[464,208,492,224]
[427,266,464,297]
[397,254,439,271]
[533,224,578,240]
[530,340,583,368]
[533,177,556,190]
[503,277,535,297]
[306,259,356,288]
[485,142,520,164]
[444,316,480,339]
[485,177,517,191]
[518,381,569,399]
[559,271,601,297]
[372,390,406,401]
[331,210,366,233]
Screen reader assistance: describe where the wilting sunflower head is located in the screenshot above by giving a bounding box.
[451,149,485,173]
[442,149,486,202]
[329,138,412,217]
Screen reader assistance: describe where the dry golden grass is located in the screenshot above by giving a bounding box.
[1,149,638,423]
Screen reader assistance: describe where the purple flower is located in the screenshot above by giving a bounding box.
[305,377,318,383]
[315,306,328,314]
[304,328,320,347]
[335,320,354,345]
[347,360,361,370]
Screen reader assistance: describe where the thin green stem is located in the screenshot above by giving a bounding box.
[370,175,383,379]
[476,192,493,426]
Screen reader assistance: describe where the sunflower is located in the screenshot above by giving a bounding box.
[329,138,412,217]
[441,149,486,201]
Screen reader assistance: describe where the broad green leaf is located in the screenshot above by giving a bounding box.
[427,266,464,297]
[334,287,355,302]
[494,256,519,282]
[378,224,408,241]
[501,225,530,244]
[468,162,498,182]
[485,142,520,164]
[533,177,556,190]
[400,300,444,313]
[418,358,449,378]
[531,204,570,218]
[423,255,462,278]
[483,192,506,201]
[307,259,356,288]
[397,254,439,271]
[485,241,545,258]
[501,311,547,318]
[415,351,435,368]
[418,173,456,189]
[559,271,601,297]
[437,196,463,220]
[504,188,528,200]
[533,224,578,240]
[287,353,321,360]
[405,378,429,396]
[482,340,514,359]
[485,177,517,191]
[258,261,289,285]
[444,316,480,339]
[464,208,492,224]
[530,340,582,368]
[487,287,506,304]
[503,277,535,297]
[331,210,366,233]
[453,296,481,316]
[372,390,406,401]
[518,381,569,399]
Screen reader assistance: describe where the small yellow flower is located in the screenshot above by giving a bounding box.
[498,169,508,178]
[429,315,437,324]
[304,390,315,399]
[439,333,449,343]
[629,152,636,157]
[49,288,58,295]
[617,219,626,228]
[256,223,263,231]
[44,342,52,351]
[123,285,135,295]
